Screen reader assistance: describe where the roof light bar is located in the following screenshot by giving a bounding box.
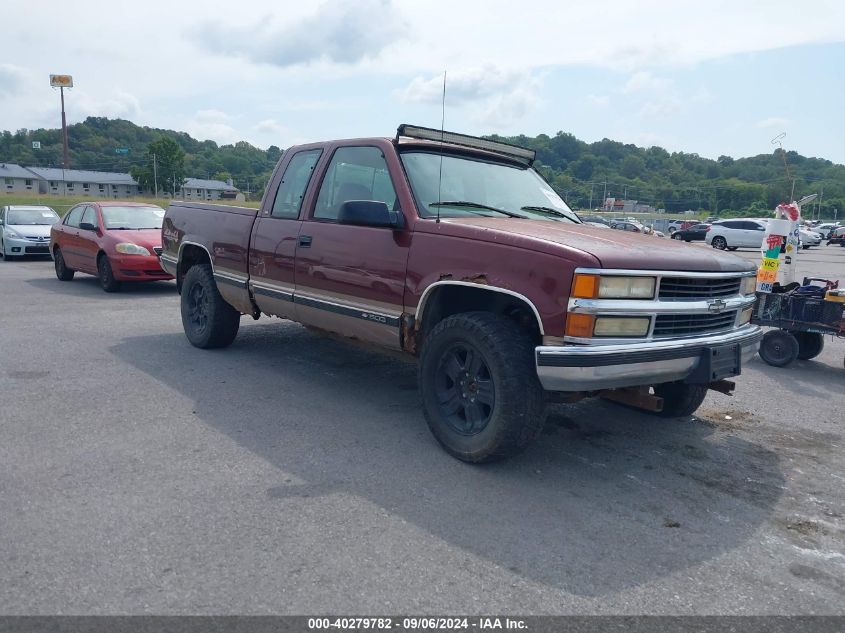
[396,124,536,165]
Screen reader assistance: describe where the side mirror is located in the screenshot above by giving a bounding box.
[79,222,98,231]
[337,200,399,228]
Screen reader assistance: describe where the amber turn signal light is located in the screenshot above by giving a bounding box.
[572,274,599,299]
[565,313,595,338]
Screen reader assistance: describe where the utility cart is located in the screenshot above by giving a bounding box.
[753,278,845,368]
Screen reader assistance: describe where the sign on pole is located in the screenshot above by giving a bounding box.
[49,74,73,88]
[115,148,130,155]
[32,141,41,149]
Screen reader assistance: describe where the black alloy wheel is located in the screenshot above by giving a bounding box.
[434,342,496,436]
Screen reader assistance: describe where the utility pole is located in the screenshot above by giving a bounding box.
[817,188,823,221]
[60,87,69,169]
[153,153,159,199]
[589,183,594,210]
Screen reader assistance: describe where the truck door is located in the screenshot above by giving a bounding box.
[249,148,323,320]
[294,145,411,350]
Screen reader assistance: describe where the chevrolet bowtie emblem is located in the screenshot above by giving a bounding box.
[708,299,728,314]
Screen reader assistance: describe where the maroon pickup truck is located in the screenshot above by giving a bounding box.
[160,124,761,462]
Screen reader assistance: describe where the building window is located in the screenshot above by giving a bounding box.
[99,184,105,192]
[4,178,12,188]
[83,183,90,192]
[67,183,74,190]
[25,179,32,189]
[50,181,57,187]
[112,184,117,191]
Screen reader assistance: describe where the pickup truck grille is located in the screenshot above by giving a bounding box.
[653,311,737,337]
[659,276,742,299]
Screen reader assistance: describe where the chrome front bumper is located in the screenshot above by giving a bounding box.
[536,325,762,392]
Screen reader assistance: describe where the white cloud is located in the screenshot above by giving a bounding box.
[254,119,286,135]
[185,109,239,145]
[0,64,26,98]
[400,66,543,127]
[193,0,407,67]
[756,117,789,129]
[586,94,610,107]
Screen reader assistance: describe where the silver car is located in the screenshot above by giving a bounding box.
[0,205,61,259]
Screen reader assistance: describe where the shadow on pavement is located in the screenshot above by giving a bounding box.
[27,276,176,298]
[111,321,784,597]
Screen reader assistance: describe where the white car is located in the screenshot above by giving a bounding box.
[0,205,61,259]
[798,228,822,249]
[705,219,767,250]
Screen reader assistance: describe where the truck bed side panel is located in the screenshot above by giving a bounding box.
[162,201,258,313]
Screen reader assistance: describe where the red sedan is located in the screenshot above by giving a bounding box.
[50,201,173,292]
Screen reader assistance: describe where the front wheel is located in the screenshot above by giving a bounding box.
[53,248,75,280]
[672,233,682,240]
[652,382,708,417]
[419,312,546,463]
[97,255,121,292]
[759,330,799,367]
[711,236,727,250]
[180,264,240,349]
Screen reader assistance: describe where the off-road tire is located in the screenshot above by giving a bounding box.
[711,236,728,250]
[97,254,121,292]
[652,382,709,418]
[759,329,799,367]
[418,312,546,463]
[53,247,75,280]
[794,331,825,360]
[180,264,240,349]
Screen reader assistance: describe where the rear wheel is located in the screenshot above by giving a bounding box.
[53,248,75,280]
[794,331,825,360]
[759,330,799,367]
[419,312,545,463]
[97,254,121,292]
[180,264,240,349]
[652,382,708,418]
[711,236,728,250]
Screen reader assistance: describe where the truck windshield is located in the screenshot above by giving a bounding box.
[400,151,579,223]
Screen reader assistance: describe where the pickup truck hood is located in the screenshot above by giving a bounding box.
[426,217,755,272]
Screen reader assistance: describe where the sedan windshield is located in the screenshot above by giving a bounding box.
[101,206,165,230]
[8,208,60,225]
[400,151,579,223]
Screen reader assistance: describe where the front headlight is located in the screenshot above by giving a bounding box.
[593,316,651,337]
[572,274,656,299]
[115,243,151,256]
[4,227,21,239]
[739,307,753,326]
[740,276,757,296]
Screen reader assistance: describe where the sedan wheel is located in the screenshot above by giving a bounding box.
[711,236,728,250]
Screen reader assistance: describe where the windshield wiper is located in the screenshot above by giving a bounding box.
[520,206,576,221]
[429,201,527,219]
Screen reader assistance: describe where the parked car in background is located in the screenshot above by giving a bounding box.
[798,227,822,249]
[671,223,711,242]
[667,219,701,234]
[705,219,767,250]
[815,223,840,239]
[0,205,60,259]
[610,220,645,233]
[829,226,845,246]
[50,201,173,292]
[584,221,611,229]
[579,215,610,226]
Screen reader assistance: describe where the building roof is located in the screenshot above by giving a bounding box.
[25,167,138,185]
[0,163,37,179]
[183,177,238,191]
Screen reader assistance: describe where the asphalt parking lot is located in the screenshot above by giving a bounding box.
[1,246,843,615]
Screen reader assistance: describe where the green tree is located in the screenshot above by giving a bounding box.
[131,136,186,196]
[212,170,232,183]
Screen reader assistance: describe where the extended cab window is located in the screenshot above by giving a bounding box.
[270,149,321,219]
[313,146,397,221]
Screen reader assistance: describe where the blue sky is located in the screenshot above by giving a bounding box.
[1,0,843,163]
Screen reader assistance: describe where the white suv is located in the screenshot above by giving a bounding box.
[705,219,767,250]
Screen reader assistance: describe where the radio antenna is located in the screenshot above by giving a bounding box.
[436,70,446,224]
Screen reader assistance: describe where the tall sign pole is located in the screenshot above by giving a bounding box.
[50,74,73,169]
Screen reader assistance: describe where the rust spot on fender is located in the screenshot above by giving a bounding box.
[461,273,489,285]
[401,313,418,355]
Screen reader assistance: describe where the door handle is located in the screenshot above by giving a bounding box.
[298,235,312,248]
